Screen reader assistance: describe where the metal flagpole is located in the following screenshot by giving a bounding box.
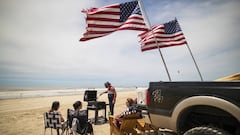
[175,17,203,81]
[186,43,204,81]
[138,0,172,81]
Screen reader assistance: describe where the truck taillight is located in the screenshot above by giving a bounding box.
[146,89,150,106]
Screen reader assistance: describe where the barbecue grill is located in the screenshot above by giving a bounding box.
[84,90,107,124]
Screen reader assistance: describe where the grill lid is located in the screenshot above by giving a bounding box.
[84,90,97,101]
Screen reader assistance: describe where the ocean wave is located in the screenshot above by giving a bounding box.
[0,87,144,99]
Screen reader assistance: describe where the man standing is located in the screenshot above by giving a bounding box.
[100,81,117,115]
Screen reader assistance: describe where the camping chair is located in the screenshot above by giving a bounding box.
[67,109,93,135]
[65,109,75,135]
[44,112,65,135]
[136,118,158,134]
[109,113,141,135]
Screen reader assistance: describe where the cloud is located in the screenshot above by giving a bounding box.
[0,0,240,88]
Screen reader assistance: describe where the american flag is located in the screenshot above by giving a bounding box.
[80,1,148,41]
[138,19,187,52]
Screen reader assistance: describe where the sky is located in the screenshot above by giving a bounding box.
[0,0,240,89]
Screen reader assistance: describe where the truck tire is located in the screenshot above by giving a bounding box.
[183,126,231,135]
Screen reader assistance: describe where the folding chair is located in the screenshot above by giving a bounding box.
[44,112,65,135]
[67,109,93,135]
[109,113,141,135]
[136,118,158,134]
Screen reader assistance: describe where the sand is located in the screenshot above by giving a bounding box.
[0,90,138,135]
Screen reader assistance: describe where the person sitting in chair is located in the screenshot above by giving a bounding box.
[115,98,139,128]
[48,101,67,134]
[72,101,94,135]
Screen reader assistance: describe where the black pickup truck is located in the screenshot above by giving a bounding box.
[145,81,240,135]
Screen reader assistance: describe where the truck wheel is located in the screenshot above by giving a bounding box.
[183,126,231,135]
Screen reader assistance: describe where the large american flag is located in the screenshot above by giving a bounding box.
[138,19,187,52]
[80,1,148,41]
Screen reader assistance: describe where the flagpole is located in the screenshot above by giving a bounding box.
[176,18,203,81]
[137,0,151,28]
[138,0,172,81]
[172,17,203,81]
[186,43,204,81]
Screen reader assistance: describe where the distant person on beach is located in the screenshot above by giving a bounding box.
[71,101,94,135]
[49,101,67,129]
[100,81,117,115]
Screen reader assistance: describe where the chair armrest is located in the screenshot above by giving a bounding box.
[109,115,115,124]
[109,115,119,128]
[109,115,114,119]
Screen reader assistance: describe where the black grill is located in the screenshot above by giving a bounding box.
[83,90,107,124]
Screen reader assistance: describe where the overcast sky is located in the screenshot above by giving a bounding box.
[0,0,239,88]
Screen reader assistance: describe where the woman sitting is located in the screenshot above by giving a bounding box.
[115,98,140,128]
[72,101,94,135]
[49,101,67,131]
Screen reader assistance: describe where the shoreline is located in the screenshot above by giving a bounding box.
[0,87,141,100]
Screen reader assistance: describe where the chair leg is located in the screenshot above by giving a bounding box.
[44,128,46,135]
[57,129,60,135]
[65,128,69,135]
[61,128,66,135]
[110,127,113,135]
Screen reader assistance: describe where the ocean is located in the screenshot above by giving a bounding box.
[0,87,144,99]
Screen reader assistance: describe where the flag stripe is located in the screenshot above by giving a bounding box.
[83,4,120,14]
[86,17,120,22]
[141,34,186,43]
[141,42,187,51]
[87,13,120,19]
[87,24,120,29]
[141,39,187,47]
[88,11,120,16]
[140,32,184,42]
[80,0,148,41]
[86,20,121,26]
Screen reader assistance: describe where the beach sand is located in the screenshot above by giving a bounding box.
[0,90,138,135]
